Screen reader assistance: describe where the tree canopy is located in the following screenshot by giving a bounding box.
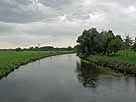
[77,28,125,56]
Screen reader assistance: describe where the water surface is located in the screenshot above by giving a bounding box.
[0,54,136,102]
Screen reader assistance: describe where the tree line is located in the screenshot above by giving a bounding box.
[76,28,136,56]
[15,46,74,51]
[0,46,74,51]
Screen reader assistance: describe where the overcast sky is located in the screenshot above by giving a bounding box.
[0,0,136,48]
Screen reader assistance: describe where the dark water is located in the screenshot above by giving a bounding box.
[0,54,136,102]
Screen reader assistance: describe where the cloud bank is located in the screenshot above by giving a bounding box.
[0,0,136,48]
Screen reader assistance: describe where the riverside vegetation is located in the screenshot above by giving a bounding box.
[0,51,74,78]
[76,28,136,76]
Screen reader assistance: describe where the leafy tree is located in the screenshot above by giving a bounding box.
[124,35,132,49]
[67,46,73,50]
[16,47,22,51]
[101,30,115,55]
[132,37,136,51]
[77,28,104,55]
[108,35,124,54]
[77,28,124,56]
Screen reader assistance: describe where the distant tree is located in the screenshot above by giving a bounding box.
[16,47,21,51]
[132,37,136,51]
[67,46,73,50]
[124,35,132,49]
[29,47,34,50]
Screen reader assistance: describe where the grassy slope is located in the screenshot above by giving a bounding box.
[82,60,124,77]
[0,51,74,77]
[84,50,136,75]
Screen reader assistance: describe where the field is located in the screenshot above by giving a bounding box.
[85,50,136,75]
[0,51,74,78]
[89,50,136,64]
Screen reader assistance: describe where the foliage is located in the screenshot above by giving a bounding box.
[23,46,74,51]
[1,46,75,52]
[77,28,104,55]
[84,50,136,75]
[124,35,133,49]
[15,47,22,51]
[108,35,124,54]
[77,28,124,56]
[132,37,136,51]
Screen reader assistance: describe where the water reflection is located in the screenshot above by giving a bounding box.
[1,54,136,102]
[76,61,99,88]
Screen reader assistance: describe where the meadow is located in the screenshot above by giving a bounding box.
[85,50,136,75]
[89,50,136,64]
[0,51,73,78]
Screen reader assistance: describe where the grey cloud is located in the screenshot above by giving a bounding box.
[0,0,136,48]
[39,0,73,8]
[0,0,60,23]
[0,0,136,23]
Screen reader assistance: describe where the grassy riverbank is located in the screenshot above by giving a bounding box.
[0,51,74,78]
[83,50,136,75]
[81,60,124,77]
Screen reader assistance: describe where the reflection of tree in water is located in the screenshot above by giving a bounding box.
[76,61,100,88]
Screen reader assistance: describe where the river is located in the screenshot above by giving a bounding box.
[0,54,136,102]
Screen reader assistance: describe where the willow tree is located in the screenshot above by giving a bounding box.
[77,28,124,56]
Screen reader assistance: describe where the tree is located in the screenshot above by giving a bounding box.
[67,46,73,50]
[108,35,124,54]
[124,35,132,49]
[77,28,124,56]
[77,28,104,56]
[100,30,115,55]
[16,47,22,51]
[132,37,136,51]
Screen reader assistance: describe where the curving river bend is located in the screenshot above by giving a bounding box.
[0,54,136,102]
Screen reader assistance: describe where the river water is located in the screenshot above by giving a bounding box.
[0,54,136,102]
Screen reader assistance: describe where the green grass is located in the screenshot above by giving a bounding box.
[113,50,136,64]
[83,50,136,75]
[0,51,74,78]
[82,59,124,77]
[89,50,136,65]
